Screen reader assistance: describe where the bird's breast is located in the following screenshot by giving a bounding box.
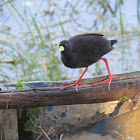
[61,53,100,68]
[61,54,77,68]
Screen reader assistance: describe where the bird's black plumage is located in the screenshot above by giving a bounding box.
[59,33,117,68]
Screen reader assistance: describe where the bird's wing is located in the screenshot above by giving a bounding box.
[79,33,104,36]
[68,33,104,42]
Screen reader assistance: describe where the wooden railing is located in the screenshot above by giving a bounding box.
[1,71,140,109]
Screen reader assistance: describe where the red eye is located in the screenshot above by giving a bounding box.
[65,44,67,46]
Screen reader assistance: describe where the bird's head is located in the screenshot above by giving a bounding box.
[59,40,72,55]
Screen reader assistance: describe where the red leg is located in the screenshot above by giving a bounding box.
[92,58,117,91]
[60,67,88,91]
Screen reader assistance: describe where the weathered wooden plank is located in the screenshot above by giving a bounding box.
[0,109,19,140]
[4,71,140,88]
[0,72,140,108]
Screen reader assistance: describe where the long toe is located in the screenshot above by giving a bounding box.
[60,84,76,91]
[108,75,117,91]
[108,78,112,92]
[60,83,84,91]
[78,83,85,85]
[92,75,117,91]
[92,79,109,86]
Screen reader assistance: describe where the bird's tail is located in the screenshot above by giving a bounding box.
[110,40,117,46]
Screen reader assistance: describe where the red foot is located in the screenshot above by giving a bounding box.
[92,75,117,91]
[60,67,88,91]
[60,83,84,91]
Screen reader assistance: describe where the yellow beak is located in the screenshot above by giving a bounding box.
[59,46,64,52]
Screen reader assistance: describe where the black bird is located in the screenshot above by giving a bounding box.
[59,33,117,91]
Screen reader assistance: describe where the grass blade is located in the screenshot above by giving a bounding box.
[31,14,45,48]
[119,1,124,36]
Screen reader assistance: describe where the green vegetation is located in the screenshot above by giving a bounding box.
[24,108,40,132]
[0,0,139,84]
[16,80,40,132]
[16,80,24,90]
[119,96,130,103]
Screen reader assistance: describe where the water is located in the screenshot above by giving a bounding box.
[0,0,140,83]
